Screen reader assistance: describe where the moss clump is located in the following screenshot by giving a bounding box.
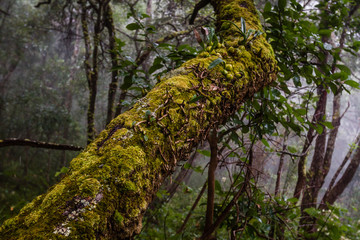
[78,178,101,198]
[114,210,124,225]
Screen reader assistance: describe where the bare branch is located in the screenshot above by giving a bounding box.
[35,0,52,8]
[0,138,83,151]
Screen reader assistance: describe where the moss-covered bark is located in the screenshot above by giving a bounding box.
[0,0,277,239]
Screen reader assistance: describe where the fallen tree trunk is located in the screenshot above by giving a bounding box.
[0,0,277,239]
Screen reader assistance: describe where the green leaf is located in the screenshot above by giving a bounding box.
[295,108,307,116]
[144,134,148,141]
[287,197,298,203]
[314,124,323,134]
[141,13,150,19]
[352,41,360,51]
[344,80,359,89]
[264,2,272,12]
[208,58,224,69]
[318,29,332,37]
[149,63,163,74]
[146,26,156,33]
[287,146,297,153]
[55,167,69,177]
[120,75,133,90]
[261,138,270,148]
[242,125,249,133]
[120,59,135,68]
[321,121,334,129]
[293,74,301,87]
[183,162,192,169]
[328,82,338,94]
[126,23,142,31]
[336,64,351,75]
[304,207,320,217]
[278,0,287,11]
[189,94,203,103]
[145,110,151,117]
[222,20,245,37]
[230,131,241,145]
[241,17,246,33]
[197,149,211,157]
[215,180,223,194]
[331,72,347,81]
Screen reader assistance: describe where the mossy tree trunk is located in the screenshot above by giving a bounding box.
[0,0,277,239]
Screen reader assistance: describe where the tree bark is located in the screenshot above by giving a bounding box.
[274,130,289,196]
[0,1,277,239]
[81,0,109,144]
[105,5,120,125]
[320,132,360,208]
[204,129,218,232]
[293,85,327,199]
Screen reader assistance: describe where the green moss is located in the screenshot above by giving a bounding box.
[114,210,124,225]
[78,178,101,197]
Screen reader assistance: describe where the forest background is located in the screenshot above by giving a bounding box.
[1,0,360,239]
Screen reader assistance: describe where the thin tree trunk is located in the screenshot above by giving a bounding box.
[204,129,218,233]
[275,130,289,196]
[301,87,328,208]
[320,132,360,208]
[81,0,107,144]
[105,5,119,125]
[293,86,327,199]
[326,132,360,195]
[296,0,360,203]
[201,149,253,240]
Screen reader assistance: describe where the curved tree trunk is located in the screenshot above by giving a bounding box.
[0,0,277,239]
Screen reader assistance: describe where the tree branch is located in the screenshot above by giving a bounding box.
[34,0,51,8]
[189,0,211,25]
[0,138,83,151]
